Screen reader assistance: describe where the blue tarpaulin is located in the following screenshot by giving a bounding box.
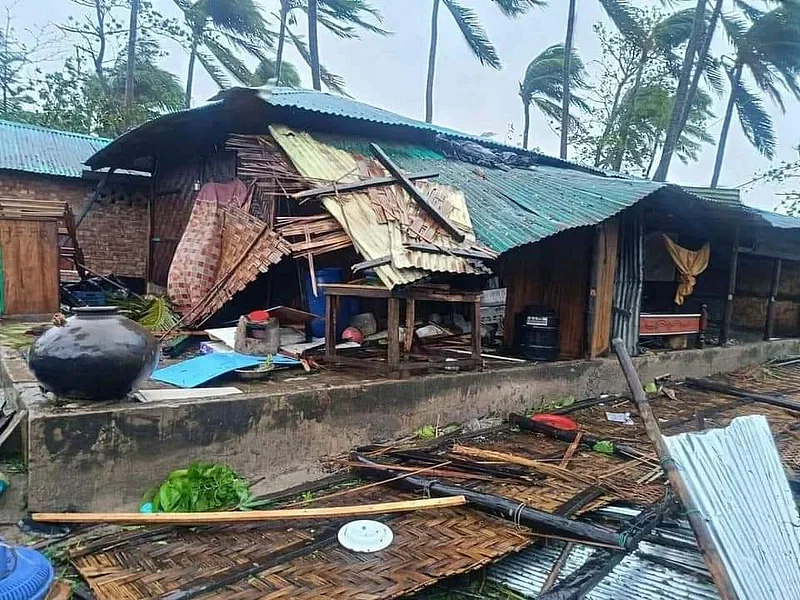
[150,353,264,388]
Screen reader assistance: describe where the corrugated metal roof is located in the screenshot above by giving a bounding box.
[682,186,742,206]
[664,415,800,600]
[0,119,110,178]
[488,514,719,599]
[744,205,800,229]
[299,132,667,254]
[271,126,489,288]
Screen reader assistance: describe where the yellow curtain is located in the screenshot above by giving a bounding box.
[662,235,710,305]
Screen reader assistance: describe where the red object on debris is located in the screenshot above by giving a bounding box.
[248,310,270,323]
[341,327,364,344]
[528,414,578,431]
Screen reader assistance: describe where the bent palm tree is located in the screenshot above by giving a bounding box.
[519,44,587,150]
[174,0,274,107]
[274,0,387,93]
[250,58,302,87]
[425,0,545,124]
[710,4,800,187]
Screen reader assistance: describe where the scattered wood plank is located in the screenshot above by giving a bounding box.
[32,496,466,525]
[683,377,800,413]
[559,431,584,469]
[290,171,439,200]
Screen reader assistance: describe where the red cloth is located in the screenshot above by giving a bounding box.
[168,180,249,314]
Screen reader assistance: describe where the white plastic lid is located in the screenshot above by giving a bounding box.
[337,520,394,553]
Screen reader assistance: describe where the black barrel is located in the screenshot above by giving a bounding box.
[515,306,559,361]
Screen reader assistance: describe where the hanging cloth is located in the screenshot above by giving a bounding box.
[662,235,710,305]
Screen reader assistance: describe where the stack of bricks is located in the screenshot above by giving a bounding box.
[0,171,149,280]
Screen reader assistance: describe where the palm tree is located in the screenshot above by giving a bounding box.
[173,0,275,108]
[710,4,800,187]
[560,0,577,159]
[308,0,321,89]
[274,1,387,94]
[425,0,545,124]
[519,44,587,150]
[125,0,140,116]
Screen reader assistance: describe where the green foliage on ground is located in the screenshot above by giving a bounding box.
[144,463,254,513]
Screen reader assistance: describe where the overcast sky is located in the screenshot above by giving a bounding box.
[7,0,799,211]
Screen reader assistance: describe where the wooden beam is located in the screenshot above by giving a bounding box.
[387,297,401,372]
[31,496,467,525]
[369,143,465,242]
[290,171,440,200]
[683,377,800,413]
[720,230,739,346]
[765,259,782,340]
[612,339,740,600]
[738,247,800,263]
[404,298,415,353]
[76,168,115,227]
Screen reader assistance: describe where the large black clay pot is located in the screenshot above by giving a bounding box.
[28,307,159,401]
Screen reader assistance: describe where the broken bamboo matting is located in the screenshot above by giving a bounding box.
[69,487,532,600]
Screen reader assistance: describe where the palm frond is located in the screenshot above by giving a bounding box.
[721,12,750,47]
[318,0,390,35]
[732,74,776,158]
[252,58,302,86]
[442,0,501,69]
[204,0,275,45]
[734,0,767,23]
[533,96,584,132]
[598,0,644,41]
[203,36,254,84]
[702,55,725,97]
[288,29,349,94]
[650,8,696,50]
[490,0,545,18]
[220,31,270,61]
[195,49,232,88]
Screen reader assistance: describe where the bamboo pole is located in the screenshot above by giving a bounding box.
[612,338,739,600]
[32,496,466,525]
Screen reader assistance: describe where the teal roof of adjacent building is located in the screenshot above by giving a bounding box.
[0,120,111,179]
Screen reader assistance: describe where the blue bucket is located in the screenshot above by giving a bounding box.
[304,268,360,339]
[0,545,55,600]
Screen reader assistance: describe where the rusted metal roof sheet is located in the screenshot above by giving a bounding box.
[270,126,489,288]
[664,415,800,600]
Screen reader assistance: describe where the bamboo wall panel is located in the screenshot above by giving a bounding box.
[501,228,591,359]
[590,219,619,358]
[0,219,59,315]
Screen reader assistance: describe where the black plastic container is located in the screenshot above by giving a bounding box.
[515,306,559,361]
[28,307,158,401]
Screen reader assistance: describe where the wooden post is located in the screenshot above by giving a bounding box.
[387,297,401,374]
[720,229,739,346]
[471,297,482,367]
[612,339,739,600]
[697,303,708,349]
[586,225,602,358]
[325,294,336,362]
[404,298,415,353]
[764,259,782,340]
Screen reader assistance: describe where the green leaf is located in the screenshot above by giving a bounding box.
[593,440,615,455]
[414,424,437,440]
[644,382,658,394]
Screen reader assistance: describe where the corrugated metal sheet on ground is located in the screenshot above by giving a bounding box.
[295,132,667,254]
[270,126,486,287]
[0,120,110,178]
[664,415,800,600]
[489,527,718,599]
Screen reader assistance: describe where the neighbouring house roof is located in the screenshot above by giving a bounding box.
[0,120,111,179]
[682,186,742,206]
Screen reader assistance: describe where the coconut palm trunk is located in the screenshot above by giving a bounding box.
[308,0,322,90]
[184,35,200,108]
[425,0,441,123]
[710,63,743,188]
[522,97,531,149]
[653,0,707,181]
[560,0,577,159]
[125,0,139,117]
[275,0,289,84]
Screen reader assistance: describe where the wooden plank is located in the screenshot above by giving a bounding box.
[405,298,415,353]
[31,496,467,525]
[589,219,619,358]
[721,231,739,346]
[369,143,465,243]
[0,220,59,315]
[319,283,392,298]
[290,171,440,199]
[612,339,739,600]
[325,294,336,362]
[471,298,482,363]
[387,297,401,371]
[765,258,782,340]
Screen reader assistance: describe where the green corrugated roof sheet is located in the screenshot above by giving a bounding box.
[0,120,110,179]
[308,133,666,253]
[682,186,742,206]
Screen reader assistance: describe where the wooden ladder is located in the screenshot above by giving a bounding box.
[59,205,87,281]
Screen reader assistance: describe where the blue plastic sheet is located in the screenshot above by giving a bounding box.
[150,353,264,388]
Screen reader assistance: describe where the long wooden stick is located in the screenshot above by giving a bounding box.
[290,171,439,199]
[31,496,466,525]
[612,338,739,600]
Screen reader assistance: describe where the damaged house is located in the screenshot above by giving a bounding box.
[80,87,800,363]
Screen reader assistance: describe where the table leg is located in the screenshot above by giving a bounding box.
[388,297,401,372]
[472,299,482,369]
[404,298,416,354]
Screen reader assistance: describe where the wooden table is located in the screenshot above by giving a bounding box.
[320,283,483,377]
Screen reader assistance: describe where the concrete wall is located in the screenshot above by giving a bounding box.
[5,339,800,512]
[0,171,149,279]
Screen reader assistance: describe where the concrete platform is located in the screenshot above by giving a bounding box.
[3,339,799,512]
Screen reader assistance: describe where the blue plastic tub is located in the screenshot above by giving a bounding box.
[304,268,360,339]
[0,546,54,600]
